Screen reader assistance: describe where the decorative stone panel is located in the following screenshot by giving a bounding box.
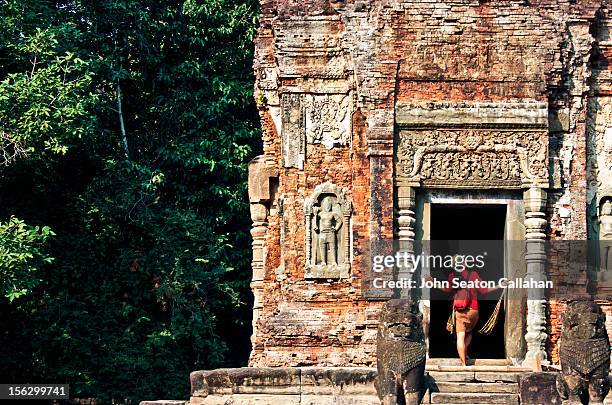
[281,93,306,169]
[305,94,351,149]
[281,93,352,168]
[304,182,352,279]
[395,102,549,189]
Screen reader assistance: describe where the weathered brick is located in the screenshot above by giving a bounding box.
[249,0,612,368]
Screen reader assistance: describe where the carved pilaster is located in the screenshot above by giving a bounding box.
[305,208,312,266]
[364,138,394,300]
[523,187,549,368]
[397,186,417,244]
[250,204,269,283]
[281,93,305,169]
[343,200,351,265]
[396,185,417,299]
[248,156,278,351]
[249,203,267,351]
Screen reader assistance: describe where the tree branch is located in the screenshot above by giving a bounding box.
[116,79,129,159]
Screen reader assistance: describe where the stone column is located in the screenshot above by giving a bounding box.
[523,187,549,368]
[305,208,312,266]
[396,185,417,299]
[343,201,352,265]
[250,203,269,280]
[247,156,278,353]
[250,203,268,348]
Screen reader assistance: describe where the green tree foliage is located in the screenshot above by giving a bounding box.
[0,0,259,402]
[0,217,54,301]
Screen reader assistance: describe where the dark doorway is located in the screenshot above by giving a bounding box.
[428,204,506,359]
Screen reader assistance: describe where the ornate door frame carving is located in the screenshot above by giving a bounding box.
[394,101,550,366]
[414,191,526,363]
[395,102,549,190]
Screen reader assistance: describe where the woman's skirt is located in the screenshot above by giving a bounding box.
[455,308,479,333]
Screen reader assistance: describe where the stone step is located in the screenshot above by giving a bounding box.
[430,392,519,404]
[428,371,523,383]
[427,358,511,366]
[431,382,518,394]
[426,365,530,372]
[140,402,187,405]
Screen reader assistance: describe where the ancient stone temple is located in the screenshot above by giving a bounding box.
[186,1,612,404]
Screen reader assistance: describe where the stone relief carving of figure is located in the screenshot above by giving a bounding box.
[599,198,612,273]
[556,300,610,405]
[305,94,351,149]
[314,196,342,266]
[305,182,352,279]
[421,157,433,178]
[376,299,426,405]
[600,199,612,238]
[604,127,612,170]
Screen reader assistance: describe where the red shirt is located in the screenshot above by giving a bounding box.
[447,270,490,310]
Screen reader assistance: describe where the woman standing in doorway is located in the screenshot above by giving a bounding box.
[425,268,506,366]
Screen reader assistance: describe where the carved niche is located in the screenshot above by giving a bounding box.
[599,196,612,241]
[587,98,612,200]
[394,102,549,189]
[304,182,352,279]
[598,196,612,273]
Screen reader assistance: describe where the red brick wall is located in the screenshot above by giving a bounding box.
[251,0,611,367]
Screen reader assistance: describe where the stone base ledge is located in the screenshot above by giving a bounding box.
[187,366,583,405]
[190,394,379,405]
[190,367,378,404]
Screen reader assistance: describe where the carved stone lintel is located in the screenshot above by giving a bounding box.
[304,182,352,279]
[523,188,549,368]
[396,129,549,189]
[394,101,549,189]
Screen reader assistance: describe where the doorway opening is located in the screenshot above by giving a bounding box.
[428,203,506,359]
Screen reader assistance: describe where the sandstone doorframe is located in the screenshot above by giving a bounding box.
[412,190,526,362]
[393,101,550,367]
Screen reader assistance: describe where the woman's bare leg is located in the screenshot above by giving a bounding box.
[456,331,467,365]
[465,331,473,364]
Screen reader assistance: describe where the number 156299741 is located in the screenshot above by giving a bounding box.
[1,384,69,399]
